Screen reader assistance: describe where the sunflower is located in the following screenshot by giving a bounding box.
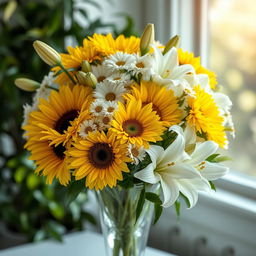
[68,131,131,190]
[178,48,217,90]
[110,97,165,148]
[88,33,140,56]
[52,39,101,85]
[186,85,227,147]
[23,85,93,146]
[26,139,70,186]
[125,81,182,127]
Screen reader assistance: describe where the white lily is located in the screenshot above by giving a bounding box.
[149,46,195,87]
[134,126,202,208]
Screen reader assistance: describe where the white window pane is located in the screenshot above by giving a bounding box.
[209,0,256,178]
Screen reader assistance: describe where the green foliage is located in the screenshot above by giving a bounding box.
[135,187,145,222]
[174,201,181,218]
[153,203,163,225]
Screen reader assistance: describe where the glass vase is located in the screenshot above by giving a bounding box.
[97,185,154,256]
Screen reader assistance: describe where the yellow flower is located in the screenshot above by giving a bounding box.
[52,39,101,85]
[23,85,93,146]
[68,131,131,190]
[186,85,227,148]
[26,140,71,186]
[110,97,165,148]
[178,48,217,90]
[125,81,182,127]
[89,33,140,56]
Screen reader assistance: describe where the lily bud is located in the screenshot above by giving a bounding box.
[140,23,155,56]
[163,35,180,55]
[33,40,61,66]
[15,78,40,92]
[81,60,92,73]
[77,71,97,89]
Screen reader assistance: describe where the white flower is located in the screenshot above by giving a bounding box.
[22,104,37,135]
[149,46,194,87]
[135,125,229,208]
[104,52,136,71]
[134,126,201,208]
[128,144,146,165]
[106,72,131,87]
[129,54,153,81]
[99,115,113,129]
[91,64,113,83]
[79,120,97,138]
[90,99,105,116]
[103,101,118,116]
[94,80,126,102]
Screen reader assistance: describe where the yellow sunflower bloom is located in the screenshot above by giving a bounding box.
[125,81,182,127]
[68,131,131,190]
[52,39,101,85]
[26,140,70,186]
[88,33,140,56]
[23,85,93,146]
[110,97,165,148]
[178,48,217,90]
[186,85,227,148]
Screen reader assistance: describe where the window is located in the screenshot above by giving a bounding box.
[209,0,256,179]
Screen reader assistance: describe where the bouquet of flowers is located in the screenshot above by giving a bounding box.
[15,24,234,256]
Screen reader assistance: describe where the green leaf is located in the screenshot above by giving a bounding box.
[65,179,86,206]
[214,156,232,162]
[136,187,145,222]
[14,167,27,183]
[26,173,40,189]
[145,192,162,204]
[209,181,216,191]
[153,203,163,225]
[206,154,220,162]
[180,193,191,208]
[174,201,181,217]
[49,201,65,220]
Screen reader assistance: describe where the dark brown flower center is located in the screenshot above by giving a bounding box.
[55,110,79,134]
[105,92,116,101]
[52,144,66,159]
[122,119,143,137]
[88,143,114,169]
[98,76,106,82]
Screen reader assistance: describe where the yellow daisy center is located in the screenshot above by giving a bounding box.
[123,119,144,137]
[88,143,114,169]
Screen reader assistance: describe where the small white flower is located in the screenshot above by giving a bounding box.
[129,54,153,81]
[90,99,105,116]
[91,64,113,83]
[22,104,37,134]
[79,120,97,138]
[128,144,146,165]
[97,115,113,129]
[94,80,126,102]
[107,72,131,87]
[91,116,105,131]
[103,101,118,116]
[104,52,136,71]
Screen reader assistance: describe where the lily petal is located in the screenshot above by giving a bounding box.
[160,175,179,208]
[146,145,164,166]
[134,163,160,184]
[201,162,229,180]
[189,141,218,164]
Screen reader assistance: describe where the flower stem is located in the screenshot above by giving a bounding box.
[57,63,76,84]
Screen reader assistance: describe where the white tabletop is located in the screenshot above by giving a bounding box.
[0,231,173,256]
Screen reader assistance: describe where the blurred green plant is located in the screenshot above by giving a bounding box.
[0,0,136,245]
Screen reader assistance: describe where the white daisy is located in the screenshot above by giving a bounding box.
[106,72,131,87]
[104,52,136,71]
[103,101,118,116]
[94,80,126,102]
[22,103,37,133]
[129,54,153,81]
[79,119,97,138]
[91,64,113,83]
[128,144,146,165]
[90,99,105,116]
